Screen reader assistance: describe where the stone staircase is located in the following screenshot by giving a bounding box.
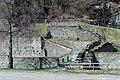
[40,25,107,69]
[42,58,59,68]
[69,41,92,61]
[46,26,102,58]
[62,39,111,70]
[90,42,108,52]
[43,26,105,68]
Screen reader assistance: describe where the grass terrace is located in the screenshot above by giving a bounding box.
[34,22,120,46]
[0,21,120,46]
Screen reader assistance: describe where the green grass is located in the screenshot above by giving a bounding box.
[33,23,49,37]
[116,48,120,52]
[0,68,15,70]
[79,22,120,45]
[1,21,120,46]
[36,22,120,46]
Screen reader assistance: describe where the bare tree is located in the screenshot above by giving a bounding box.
[0,0,45,68]
[0,0,15,68]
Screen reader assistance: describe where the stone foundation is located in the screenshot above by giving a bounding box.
[94,52,120,69]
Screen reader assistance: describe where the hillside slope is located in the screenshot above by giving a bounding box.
[79,22,120,46]
[1,21,120,46]
[34,22,120,46]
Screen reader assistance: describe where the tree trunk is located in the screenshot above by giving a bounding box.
[39,58,43,69]
[8,22,13,69]
[57,58,60,67]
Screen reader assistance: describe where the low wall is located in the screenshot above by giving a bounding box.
[0,56,58,69]
[13,57,58,69]
[51,40,91,49]
[48,26,100,41]
[94,52,120,69]
[0,55,9,68]
[45,40,71,57]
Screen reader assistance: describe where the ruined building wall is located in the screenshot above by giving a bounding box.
[48,26,100,41]
[0,31,68,69]
[0,32,45,69]
[94,52,120,69]
[0,26,115,69]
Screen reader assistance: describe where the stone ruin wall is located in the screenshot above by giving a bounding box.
[94,52,120,69]
[44,40,71,57]
[0,32,42,57]
[0,32,10,68]
[0,32,45,69]
[48,26,100,41]
[0,26,118,69]
[0,32,72,69]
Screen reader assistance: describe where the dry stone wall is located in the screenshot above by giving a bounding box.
[0,26,102,69]
[94,52,120,69]
[13,57,58,69]
[0,55,9,68]
[0,32,43,68]
[12,36,43,57]
[0,32,9,56]
[51,40,86,48]
[45,40,71,57]
[48,26,100,41]
[0,32,42,57]
[48,26,78,38]
[0,32,9,68]
[0,32,72,69]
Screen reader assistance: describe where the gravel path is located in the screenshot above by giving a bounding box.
[0,70,120,80]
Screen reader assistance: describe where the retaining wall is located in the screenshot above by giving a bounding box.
[13,57,58,69]
[94,52,120,69]
[48,26,100,41]
[0,26,105,69]
[45,40,71,57]
[0,55,9,68]
[0,32,43,68]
